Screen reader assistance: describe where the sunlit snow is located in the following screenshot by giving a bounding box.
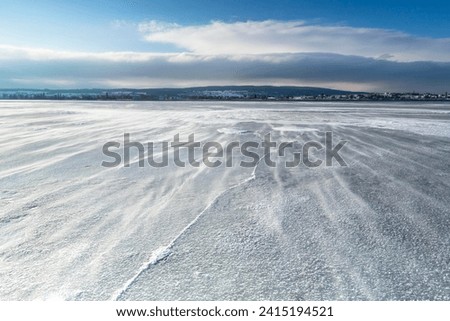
[1,101,449,300]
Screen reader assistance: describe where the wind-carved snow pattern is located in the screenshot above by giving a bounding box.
[111,152,266,301]
[1,101,450,300]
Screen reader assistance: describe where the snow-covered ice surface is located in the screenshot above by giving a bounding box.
[0,101,449,300]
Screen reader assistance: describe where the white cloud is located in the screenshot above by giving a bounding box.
[1,20,450,92]
[1,44,450,92]
[138,21,180,33]
[110,19,136,29]
[0,45,173,62]
[140,20,450,62]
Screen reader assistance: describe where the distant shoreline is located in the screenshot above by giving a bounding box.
[2,98,450,103]
[1,85,448,102]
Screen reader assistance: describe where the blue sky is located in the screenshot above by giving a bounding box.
[1,0,450,91]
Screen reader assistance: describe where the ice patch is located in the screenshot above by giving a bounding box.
[272,126,319,133]
[217,128,250,135]
[356,118,450,137]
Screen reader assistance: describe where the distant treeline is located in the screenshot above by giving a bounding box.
[0,86,449,101]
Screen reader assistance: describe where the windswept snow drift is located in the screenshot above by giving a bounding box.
[0,101,449,300]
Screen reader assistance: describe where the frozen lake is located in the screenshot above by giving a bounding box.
[0,101,449,300]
